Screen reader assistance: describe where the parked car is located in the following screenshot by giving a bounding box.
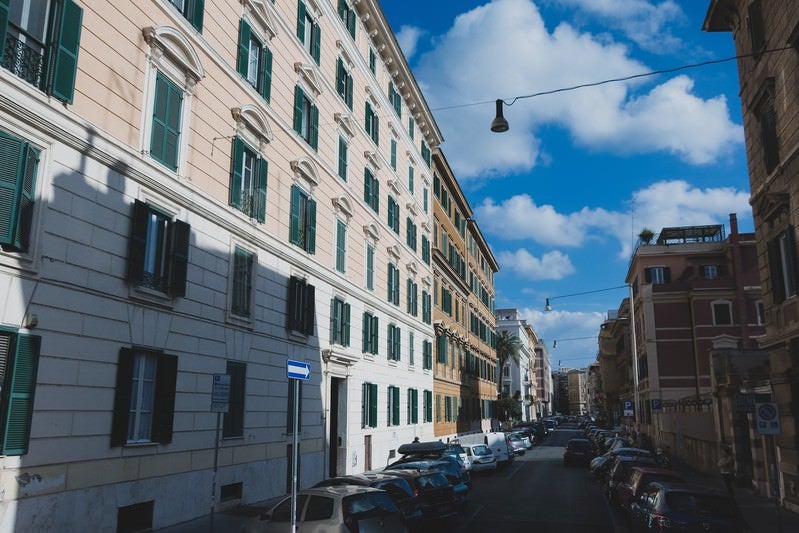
[313,472,425,524]
[392,441,469,481]
[374,468,459,526]
[458,432,514,466]
[508,431,532,450]
[385,459,470,510]
[443,442,469,470]
[563,438,597,467]
[241,485,406,533]
[612,466,685,513]
[507,433,527,455]
[461,443,497,473]
[590,447,654,479]
[605,456,660,501]
[630,481,750,532]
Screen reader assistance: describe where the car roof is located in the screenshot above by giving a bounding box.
[612,447,652,454]
[397,441,447,455]
[382,467,445,479]
[629,466,683,477]
[568,438,592,443]
[646,481,732,496]
[294,485,386,498]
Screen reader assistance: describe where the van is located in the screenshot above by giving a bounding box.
[456,432,513,465]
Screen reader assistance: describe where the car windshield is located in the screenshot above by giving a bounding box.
[569,441,591,451]
[666,492,737,518]
[471,445,491,456]
[417,473,450,489]
[344,492,400,518]
[446,444,465,454]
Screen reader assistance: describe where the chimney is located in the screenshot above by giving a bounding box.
[729,213,738,237]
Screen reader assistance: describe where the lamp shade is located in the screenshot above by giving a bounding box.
[490,99,509,133]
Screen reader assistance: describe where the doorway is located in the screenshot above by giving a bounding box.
[328,377,345,477]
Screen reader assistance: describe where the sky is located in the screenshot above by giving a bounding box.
[380,0,750,370]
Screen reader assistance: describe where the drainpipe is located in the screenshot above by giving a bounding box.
[729,213,751,348]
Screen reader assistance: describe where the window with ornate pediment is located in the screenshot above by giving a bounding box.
[229,106,271,222]
[296,0,321,64]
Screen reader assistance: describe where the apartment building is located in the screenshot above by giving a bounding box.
[0,0,442,529]
[495,308,537,422]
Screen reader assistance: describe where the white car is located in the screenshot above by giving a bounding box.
[462,443,497,472]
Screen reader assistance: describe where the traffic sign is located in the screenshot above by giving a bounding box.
[287,359,311,381]
[211,374,230,413]
[651,398,662,411]
[755,402,780,435]
[622,400,634,417]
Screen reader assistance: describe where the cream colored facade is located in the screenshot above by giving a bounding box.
[0,0,442,529]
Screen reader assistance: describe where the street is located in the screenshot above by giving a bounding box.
[454,426,618,533]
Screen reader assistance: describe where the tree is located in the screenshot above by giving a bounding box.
[496,331,522,397]
[494,395,522,424]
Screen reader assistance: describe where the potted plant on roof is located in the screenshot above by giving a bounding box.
[638,228,654,245]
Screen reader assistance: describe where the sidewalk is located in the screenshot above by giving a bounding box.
[155,498,283,533]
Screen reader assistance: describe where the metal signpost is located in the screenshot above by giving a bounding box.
[209,373,230,533]
[756,402,783,532]
[287,359,311,533]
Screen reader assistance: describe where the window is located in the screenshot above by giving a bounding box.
[406,279,418,316]
[387,263,400,305]
[363,168,380,214]
[223,361,246,438]
[408,116,414,140]
[423,389,432,422]
[758,92,779,174]
[435,394,441,423]
[387,385,400,426]
[111,348,178,446]
[336,58,353,109]
[422,340,432,370]
[756,300,765,325]
[231,247,254,318]
[150,72,183,170]
[287,276,315,335]
[409,332,415,365]
[127,200,190,297]
[390,139,397,170]
[436,334,448,364]
[421,140,431,167]
[0,330,40,455]
[702,264,719,280]
[368,47,376,74]
[330,297,351,346]
[362,382,378,428]
[387,196,399,234]
[293,86,319,149]
[423,188,428,213]
[408,166,414,193]
[421,235,430,265]
[0,130,39,253]
[305,495,335,521]
[768,226,798,303]
[1,0,83,103]
[169,0,205,31]
[365,101,379,145]
[289,185,317,253]
[712,300,732,326]
[337,0,356,39]
[747,0,765,59]
[387,324,401,361]
[422,291,431,324]
[406,218,416,251]
[287,379,303,433]
[337,136,348,181]
[366,244,375,290]
[230,137,268,221]
[407,389,418,424]
[296,0,320,64]
[237,20,272,102]
[362,312,379,355]
[645,266,669,285]
[330,220,346,273]
[388,82,401,116]
[442,288,452,315]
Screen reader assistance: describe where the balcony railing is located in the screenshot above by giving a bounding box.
[3,28,46,90]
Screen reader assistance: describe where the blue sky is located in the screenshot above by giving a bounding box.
[381,0,750,370]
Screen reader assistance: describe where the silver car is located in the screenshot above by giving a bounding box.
[242,485,407,533]
[507,433,527,455]
[462,443,497,472]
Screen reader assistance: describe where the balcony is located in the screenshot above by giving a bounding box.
[3,27,46,90]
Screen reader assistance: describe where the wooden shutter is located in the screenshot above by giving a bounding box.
[230,138,244,208]
[223,362,245,438]
[296,0,306,42]
[785,226,798,296]
[336,58,345,97]
[287,379,303,432]
[369,383,378,428]
[51,0,83,104]
[262,47,273,102]
[330,299,339,344]
[293,86,304,135]
[391,387,400,426]
[0,333,40,455]
[168,219,190,297]
[361,383,368,427]
[343,303,351,346]
[371,316,379,355]
[347,10,356,39]
[12,144,38,252]
[387,324,393,359]
[256,157,268,223]
[0,132,27,248]
[310,104,319,150]
[0,0,8,56]
[287,276,299,331]
[338,137,347,180]
[110,348,135,447]
[336,221,346,271]
[303,283,315,335]
[306,197,317,253]
[311,24,321,64]
[289,185,301,245]
[237,19,251,77]
[127,200,149,285]
[152,354,178,444]
[362,313,369,353]
[363,168,372,204]
[190,0,205,32]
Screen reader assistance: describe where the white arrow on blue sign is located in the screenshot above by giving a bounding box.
[287,359,311,381]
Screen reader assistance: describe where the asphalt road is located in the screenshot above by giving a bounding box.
[453,425,620,533]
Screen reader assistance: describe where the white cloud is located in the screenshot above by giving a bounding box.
[396,25,424,60]
[520,307,606,367]
[414,0,742,179]
[496,249,575,280]
[475,180,751,258]
[552,0,685,53]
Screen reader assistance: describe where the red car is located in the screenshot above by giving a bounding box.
[613,466,684,513]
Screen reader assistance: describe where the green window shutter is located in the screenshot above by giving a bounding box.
[237,19,251,77]
[306,197,317,253]
[387,264,393,303]
[366,245,374,290]
[0,0,8,55]
[343,303,351,346]
[110,348,134,447]
[345,72,353,109]
[392,386,400,425]
[303,283,315,335]
[362,313,369,352]
[395,327,401,361]
[347,10,356,39]
[369,383,378,428]
[168,219,190,298]
[151,73,183,170]
[289,185,300,245]
[262,47,273,102]
[293,86,304,134]
[229,137,244,208]
[361,383,367,427]
[336,58,345,97]
[310,104,319,150]
[0,132,27,248]
[1,333,40,455]
[336,220,346,272]
[126,200,149,286]
[256,157,268,223]
[51,0,83,104]
[363,168,372,204]
[190,0,205,32]
[387,197,394,228]
[386,325,392,359]
[222,362,245,437]
[312,24,321,65]
[371,316,379,355]
[412,389,418,424]
[152,354,178,444]
[338,137,347,180]
[296,0,306,42]
[390,139,396,169]
[13,145,38,252]
[373,179,380,214]
[330,299,339,344]
[365,102,372,132]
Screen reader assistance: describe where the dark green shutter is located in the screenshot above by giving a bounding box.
[387,324,393,359]
[338,137,347,180]
[347,10,356,39]
[152,354,178,444]
[12,145,38,252]
[345,72,353,109]
[362,313,369,352]
[168,219,190,298]
[237,19,251,77]
[306,197,316,253]
[311,24,321,65]
[304,283,315,335]
[361,383,367,427]
[310,104,319,150]
[293,86,304,135]
[223,362,245,438]
[51,0,83,104]
[230,138,244,208]
[387,265,392,303]
[0,132,27,248]
[287,277,299,331]
[392,387,400,425]
[262,47,273,102]
[127,200,149,285]
[412,390,418,424]
[330,299,339,344]
[336,220,346,271]
[190,0,205,32]
[369,383,378,428]
[256,157,268,223]
[289,185,300,245]
[387,197,394,229]
[110,348,134,447]
[0,0,8,57]
[365,102,372,132]
[336,58,345,97]
[371,316,379,355]
[343,303,351,346]
[151,74,182,170]
[296,0,306,42]
[363,168,372,204]
[1,333,40,455]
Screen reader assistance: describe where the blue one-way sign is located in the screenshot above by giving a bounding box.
[287,359,311,380]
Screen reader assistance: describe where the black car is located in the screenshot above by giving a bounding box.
[385,458,470,510]
[563,438,596,466]
[605,455,660,500]
[630,481,750,532]
[392,441,470,485]
[381,468,459,525]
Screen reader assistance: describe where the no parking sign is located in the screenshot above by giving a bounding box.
[755,402,780,435]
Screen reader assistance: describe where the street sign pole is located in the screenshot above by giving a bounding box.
[291,378,299,533]
[209,374,230,533]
